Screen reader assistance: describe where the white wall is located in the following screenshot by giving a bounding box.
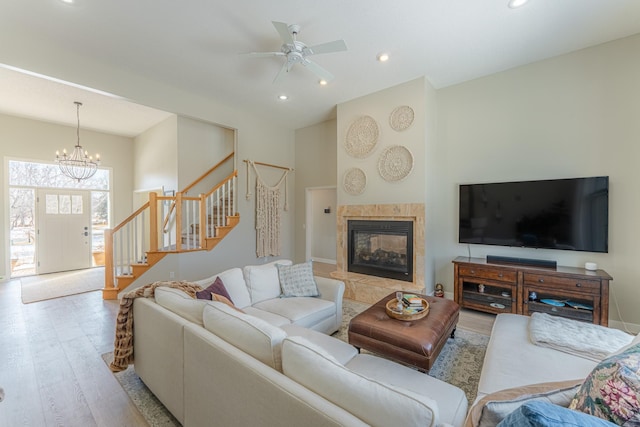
[0,113,134,280]
[134,115,178,194]
[176,116,235,193]
[309,188,337,262]
[337,78,427,205]
[434,34,640,328]
[294,119,338,264]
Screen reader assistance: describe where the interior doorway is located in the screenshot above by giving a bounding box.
[305,186,337,264]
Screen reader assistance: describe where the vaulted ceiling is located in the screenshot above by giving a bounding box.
[2,0,640,135]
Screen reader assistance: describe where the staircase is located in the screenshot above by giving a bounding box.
[102,154,238,299]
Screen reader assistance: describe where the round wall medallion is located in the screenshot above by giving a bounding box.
[389,105,414,132]
[343,168,367,195]
[378,145,414,182]
[345,116,379,158]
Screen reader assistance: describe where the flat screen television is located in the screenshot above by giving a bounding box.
[458,176,609,253]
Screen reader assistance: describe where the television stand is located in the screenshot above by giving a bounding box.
[452,256,611,326]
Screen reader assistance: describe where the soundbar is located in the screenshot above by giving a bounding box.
[486,255,557,269]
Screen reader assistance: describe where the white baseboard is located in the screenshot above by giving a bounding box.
[311,258,336,265]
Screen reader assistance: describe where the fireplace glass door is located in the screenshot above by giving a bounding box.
[347,220,413,282]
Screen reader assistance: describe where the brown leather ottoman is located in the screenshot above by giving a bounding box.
[348,292,460,372]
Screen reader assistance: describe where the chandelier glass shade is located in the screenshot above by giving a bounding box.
[56,101,100,182]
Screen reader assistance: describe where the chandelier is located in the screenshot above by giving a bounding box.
[56,101,100,181]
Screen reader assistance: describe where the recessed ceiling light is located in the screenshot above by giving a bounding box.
[319,79,328,86]
[278,94,288,101]
[377,53,390,62]
[508,0,529,8]
[60,0,75,4]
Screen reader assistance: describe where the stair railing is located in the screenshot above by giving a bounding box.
[103,152,237,297]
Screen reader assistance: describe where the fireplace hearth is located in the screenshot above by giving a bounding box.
[347,220,413,282]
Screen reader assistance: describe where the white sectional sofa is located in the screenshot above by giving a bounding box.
[132,260,469,426]
[466,313,638,427]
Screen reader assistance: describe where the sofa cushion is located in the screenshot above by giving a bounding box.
[281,336,440,427]
[281,324,358,365]
[465,379,583,427]
[252,297,335,328]
[277,261,319,297]
[346,353,468,427]
[498,401,617,427]
[477,314,597,399]
[202,302,287,371]
[244,259,292,304]
[154,287,208,325]
[194,267,251,309]
[569,343,640,425]
[242,307,291,327]
[195,276,232,301]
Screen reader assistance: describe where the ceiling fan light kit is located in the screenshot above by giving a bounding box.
[247,21,347,83]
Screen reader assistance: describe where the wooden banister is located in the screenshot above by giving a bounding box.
[182,152,234,195]
[204,170,238,198]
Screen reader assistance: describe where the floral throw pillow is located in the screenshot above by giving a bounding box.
[569,343,640,425]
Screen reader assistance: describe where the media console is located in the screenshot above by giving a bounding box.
[453,256,612,326]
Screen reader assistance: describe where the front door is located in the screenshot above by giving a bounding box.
[36,189,92,274]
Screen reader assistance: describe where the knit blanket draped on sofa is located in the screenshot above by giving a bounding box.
[109,281,203,372]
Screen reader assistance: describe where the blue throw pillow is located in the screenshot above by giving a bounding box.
[497,401,618,427]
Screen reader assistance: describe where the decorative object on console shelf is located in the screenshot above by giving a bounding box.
[585,262,598,271]
[487,255,557,269]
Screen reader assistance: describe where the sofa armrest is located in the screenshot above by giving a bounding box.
[315,276,345,332]
[315,276,344,304]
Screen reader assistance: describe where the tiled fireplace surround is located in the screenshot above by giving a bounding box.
[330,203,425,304]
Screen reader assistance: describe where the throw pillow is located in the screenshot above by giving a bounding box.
[277,260,319,297]
[212,293,244,313]
[569,343,640,425]
[498,401,618,427]
[244,260,293,304]
[465,379,583,427]
[195,276,233,302]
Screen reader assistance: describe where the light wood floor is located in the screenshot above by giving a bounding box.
[0,276,148,427]
[0,266,495,426]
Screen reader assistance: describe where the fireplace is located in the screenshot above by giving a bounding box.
[347,220,413,282]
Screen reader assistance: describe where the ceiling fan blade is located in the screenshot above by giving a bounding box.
[303,59,335,82]
[272,21,294,45]
[272,61,289,84]
[243,51,286,58]
[307,39,347,55]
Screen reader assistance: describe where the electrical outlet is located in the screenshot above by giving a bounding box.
[169,271,175,279]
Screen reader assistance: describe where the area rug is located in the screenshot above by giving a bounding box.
[103,299,489,426]
[21,267,104,303]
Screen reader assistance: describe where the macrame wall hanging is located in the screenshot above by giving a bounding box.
[244,160,293,258]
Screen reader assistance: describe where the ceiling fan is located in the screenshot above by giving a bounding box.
[246,21,347,83]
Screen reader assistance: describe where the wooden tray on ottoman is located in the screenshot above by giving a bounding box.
[385,298,430,321]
